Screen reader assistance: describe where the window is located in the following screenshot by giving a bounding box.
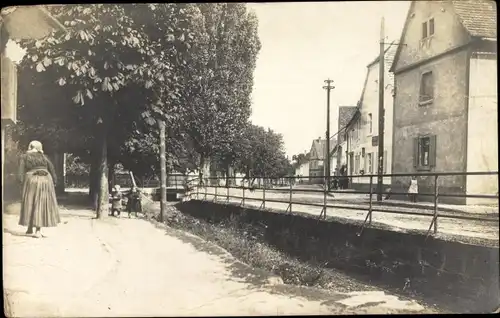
[429,18,435,36]
[419,71,434,103]
[422,18,435,39]
[368,113,373,134]
[355,154,360,174]
[420,138,430,166]
[413,135,437,170]
[367,153,373,173]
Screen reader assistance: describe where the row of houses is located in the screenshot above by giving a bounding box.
[295,0,497,205]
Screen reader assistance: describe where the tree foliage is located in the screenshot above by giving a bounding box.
[15,4,266,213]
[222,124,292,179]
[65,153,91,175]
[181,4,261,168]
[292,153,310,169]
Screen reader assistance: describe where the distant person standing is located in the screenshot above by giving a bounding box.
[18,141,60,238]
[126,186,142,218]
[408,176,418,202]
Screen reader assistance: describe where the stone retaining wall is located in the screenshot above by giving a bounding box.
[177,200,499,312]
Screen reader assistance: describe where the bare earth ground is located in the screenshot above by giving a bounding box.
[3,201,433,317]
[195,187,499,246]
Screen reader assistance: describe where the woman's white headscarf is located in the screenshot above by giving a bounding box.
[27,140,44,154]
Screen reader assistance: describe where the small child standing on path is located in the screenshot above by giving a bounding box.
[126,186,142,218]
[408,176,418,202]
[111,185,123,217]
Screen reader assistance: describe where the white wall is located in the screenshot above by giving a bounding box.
[349,59,394,186]
[330,153,337,174]
[466,54,498,204]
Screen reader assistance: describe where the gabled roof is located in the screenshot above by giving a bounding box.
[338,106,357,131]
[359,42,398,107]
[452,0,497,39]
[310,138,337,161]
[367,41,398,69]
[390,0,497,73]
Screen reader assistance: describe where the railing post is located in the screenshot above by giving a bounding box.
[369,175,373,224]
[242,183,246,207]
[434,175,438,234]
[215,177,218,202]
[289,178,293,213]
[227,178,230,204]
[204,179,207,201]
[197,178,200,200]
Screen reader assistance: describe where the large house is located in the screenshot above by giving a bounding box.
[331,106,357,175]
[390,0,497,204]
[341,43,397,191]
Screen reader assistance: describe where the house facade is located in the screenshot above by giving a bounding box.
[390,0,497,204]
[295,160,310,184]
[333,106,357,175]
[343,44,397,191]
[308,137,336,184]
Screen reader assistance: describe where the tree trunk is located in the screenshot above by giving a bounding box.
[89,137,100,207]
[96,120,109,218]
[198,155,204,186]
[108,159,116,193]
[225,162,230,187]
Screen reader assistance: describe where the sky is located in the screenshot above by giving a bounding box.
[247,1,410,158]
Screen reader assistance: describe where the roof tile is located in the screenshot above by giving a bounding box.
[452,0,497,38]
[338,106,357,131]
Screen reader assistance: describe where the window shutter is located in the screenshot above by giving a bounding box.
[429,18,435,35]
[413,137,419,167]
[429,135,437,167]
[428,72,434,100]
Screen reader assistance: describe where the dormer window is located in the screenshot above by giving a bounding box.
[422,18,435,39]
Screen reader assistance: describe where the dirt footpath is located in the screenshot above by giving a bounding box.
[3,204,432,317]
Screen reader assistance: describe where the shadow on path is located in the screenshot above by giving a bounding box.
[145,216,352,307]
[3,228,32,238]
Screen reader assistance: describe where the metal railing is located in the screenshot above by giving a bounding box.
[183,171,499,238]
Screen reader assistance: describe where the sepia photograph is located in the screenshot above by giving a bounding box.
[1,1,498,316]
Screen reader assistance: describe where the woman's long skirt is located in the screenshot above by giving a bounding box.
[18,169,60,228]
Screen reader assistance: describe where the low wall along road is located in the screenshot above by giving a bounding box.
[193,186,499,245]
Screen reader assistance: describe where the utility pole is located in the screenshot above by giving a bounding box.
[377,17,385,201]
[159,120,167,222]
[323,79,334,191]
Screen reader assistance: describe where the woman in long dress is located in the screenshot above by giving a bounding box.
[18,141,60,238]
